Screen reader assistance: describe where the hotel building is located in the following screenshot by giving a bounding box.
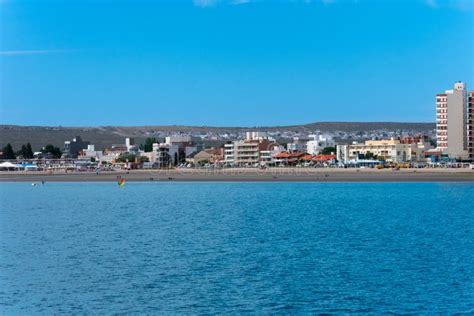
[436,82,470,160]
[468,91,474,160]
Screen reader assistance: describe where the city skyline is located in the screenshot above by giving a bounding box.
[1,0,473,127]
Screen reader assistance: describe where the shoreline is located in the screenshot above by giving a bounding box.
[1,168,473,182]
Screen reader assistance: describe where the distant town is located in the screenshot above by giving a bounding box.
[1,81,473,171]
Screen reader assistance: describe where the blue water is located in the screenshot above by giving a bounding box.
[0,182,473,314]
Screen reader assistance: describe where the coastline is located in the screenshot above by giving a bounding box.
[1,168,473,182]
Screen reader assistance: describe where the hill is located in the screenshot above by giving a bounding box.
[0,122,435,151]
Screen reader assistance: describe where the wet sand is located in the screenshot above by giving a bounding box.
[0,168,473,182]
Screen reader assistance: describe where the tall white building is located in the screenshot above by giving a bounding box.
[245,131,269,141]
[436,82,470,160]
[468,91,474,161]
[306,134,335,155]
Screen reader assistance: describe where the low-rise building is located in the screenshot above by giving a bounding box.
[273,152,306,165]
[337,137,433,164]
[186,151,213,166]
[79,145,103,160]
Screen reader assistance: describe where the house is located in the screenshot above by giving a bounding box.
[313,154,337,164]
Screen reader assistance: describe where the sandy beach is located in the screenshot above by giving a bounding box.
[0,168,473,182]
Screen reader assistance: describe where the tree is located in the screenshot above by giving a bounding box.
[364,152,378,160]
[321,146,336,155]
[18,143,34,159]
[139,156,149,163]
[117,153,136,163]
[42,144,62,158]
[17,145,27,158]
[25,143,34,158]
[144,137,157,152]
[2,143,16,159]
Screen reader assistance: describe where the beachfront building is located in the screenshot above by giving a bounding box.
[436,82,470,160]
[306,134,335,155]
[63,136,90,158]
[139,143,177,167]
[287,137,309,153]
[224,133,283,166]
[165,135,203,163]
[185,148,224,166]
[336,137,432,164]
[79,145,103,160]
[468,91,474,161]
[273,152,306,166]
[260,143,286,165]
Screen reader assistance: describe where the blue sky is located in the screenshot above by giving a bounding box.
[1,0,473,127]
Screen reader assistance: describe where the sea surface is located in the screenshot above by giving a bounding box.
[0,182,473,314]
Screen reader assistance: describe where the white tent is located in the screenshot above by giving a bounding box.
[24,164,39,171]
[0,162,23,170]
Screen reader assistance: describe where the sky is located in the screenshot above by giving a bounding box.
[0,0,473,127]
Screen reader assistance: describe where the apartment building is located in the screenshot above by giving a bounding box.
[224,134,283,166]
[436,82,469,160]
[336,138,432,164]
[287,137,309,153]
[306,134,335,155]
[468,91,474,160]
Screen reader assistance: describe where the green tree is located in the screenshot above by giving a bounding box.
[321,146,336,155]
[139,156,149,163]
[42,144,62,158]
[18,143,34,159]
[2,143,16,159]
[18,145,27,158]
[117,153,136,163]
[25,143,34,158]
[144,137,157,152]
[364,152,378,160]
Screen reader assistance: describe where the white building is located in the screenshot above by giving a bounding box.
[224,131,282,166]
[80,145,103,159]
[245,131,270,141]
[336,138,432,164]
[287,137,309,153]
[125,138,138,152]
[165,135,192,144]
[306,134,335,155]
[468,91,473,161]
[141,143,179,166]
[436,82,470,160]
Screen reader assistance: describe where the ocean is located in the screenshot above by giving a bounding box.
[1,182,473,314]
